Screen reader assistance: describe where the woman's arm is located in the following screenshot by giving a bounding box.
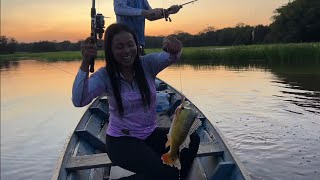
[143,35,182,76]
[72,37,107,107]
[72,69,106,107]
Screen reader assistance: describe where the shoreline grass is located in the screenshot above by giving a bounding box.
[1,43,319,65]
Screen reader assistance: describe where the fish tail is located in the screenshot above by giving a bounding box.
[173,159,181,170]
[161,151,175,166]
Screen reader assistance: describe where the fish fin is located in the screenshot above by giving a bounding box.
[179,118,202,151]
[165,135,171,148]
[179,135,191,151]
[188,117,202,136]
[173,158,182,170]
[161,152,174,167]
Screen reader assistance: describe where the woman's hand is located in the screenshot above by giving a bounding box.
[80,37,97,72]
[162,35,182,54]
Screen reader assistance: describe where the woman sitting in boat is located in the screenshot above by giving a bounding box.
[72,23,200,180]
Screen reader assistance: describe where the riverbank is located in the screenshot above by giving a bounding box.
[1,43,319,65]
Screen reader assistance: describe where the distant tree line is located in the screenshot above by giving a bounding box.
[1,0,319,54]
[17,40,84,53]
[0,36,18,54]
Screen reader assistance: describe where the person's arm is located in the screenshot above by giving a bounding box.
[72,37,107,107]
[144,0,152,10]
[114,0,143,16]
[114,0,163,20]
[143,35,182,76]
[72,68,107,107]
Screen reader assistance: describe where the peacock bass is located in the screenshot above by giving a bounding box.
[161,97,202,169]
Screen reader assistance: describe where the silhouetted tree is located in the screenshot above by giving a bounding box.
[31,41,57,52]
[0,36,18,54]
[4,0,320,54]
[268,0,320,42]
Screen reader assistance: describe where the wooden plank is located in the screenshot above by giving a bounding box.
[197,142,224,157]
[210,161,235,180]
[84,114,104,137]
[66,153,112,171]
[90,103,109,120]
[75,130,106,153]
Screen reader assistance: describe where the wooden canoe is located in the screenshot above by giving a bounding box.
[52,79,251,180]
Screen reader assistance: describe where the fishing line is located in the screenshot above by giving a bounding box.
[179,61,183,94]
[39,59,76,77]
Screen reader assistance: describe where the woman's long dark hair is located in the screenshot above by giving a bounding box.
[104,23,151,116]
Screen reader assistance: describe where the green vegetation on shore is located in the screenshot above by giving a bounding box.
[179,43,320,65]
[1,43,319,65]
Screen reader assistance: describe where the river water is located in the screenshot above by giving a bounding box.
[1,59,319,180]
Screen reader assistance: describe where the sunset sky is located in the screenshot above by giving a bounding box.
[1,0,289,43]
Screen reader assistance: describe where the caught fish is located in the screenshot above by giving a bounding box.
[161,97,202,169]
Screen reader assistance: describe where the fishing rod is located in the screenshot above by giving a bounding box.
[163,0,199,22]
[180,0,199,7]
[89,0,106,72]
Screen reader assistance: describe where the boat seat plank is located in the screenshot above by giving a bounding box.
[197,142,224,157]
[84,114,104,136]
[90,102,109,119]
[66,153,112,171]
[75,130,106,152]
[211,161,235,180]
[64,142,223,172]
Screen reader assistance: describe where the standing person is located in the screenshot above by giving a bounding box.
[114,0,182,55]
[72,23,199,180]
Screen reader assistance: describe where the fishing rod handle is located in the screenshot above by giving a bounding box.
[89,57,95,72]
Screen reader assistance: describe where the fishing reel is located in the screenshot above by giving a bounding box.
[161,0,198,22]
[91,13,105,44]
[93,13,105,40]
[89,0,107,72]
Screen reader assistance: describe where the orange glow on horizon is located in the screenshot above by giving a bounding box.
[1,0,290,43]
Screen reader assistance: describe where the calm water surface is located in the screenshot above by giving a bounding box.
[1,60,319,180]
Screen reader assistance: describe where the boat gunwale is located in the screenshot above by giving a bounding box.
[52,78,251,180]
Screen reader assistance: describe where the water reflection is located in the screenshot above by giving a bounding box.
[160,61,320,180]
[0,60,20,70]
[179,60,320,115]
[180,60,269,70]
[1,59,320,180]
[270,66,320,115]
